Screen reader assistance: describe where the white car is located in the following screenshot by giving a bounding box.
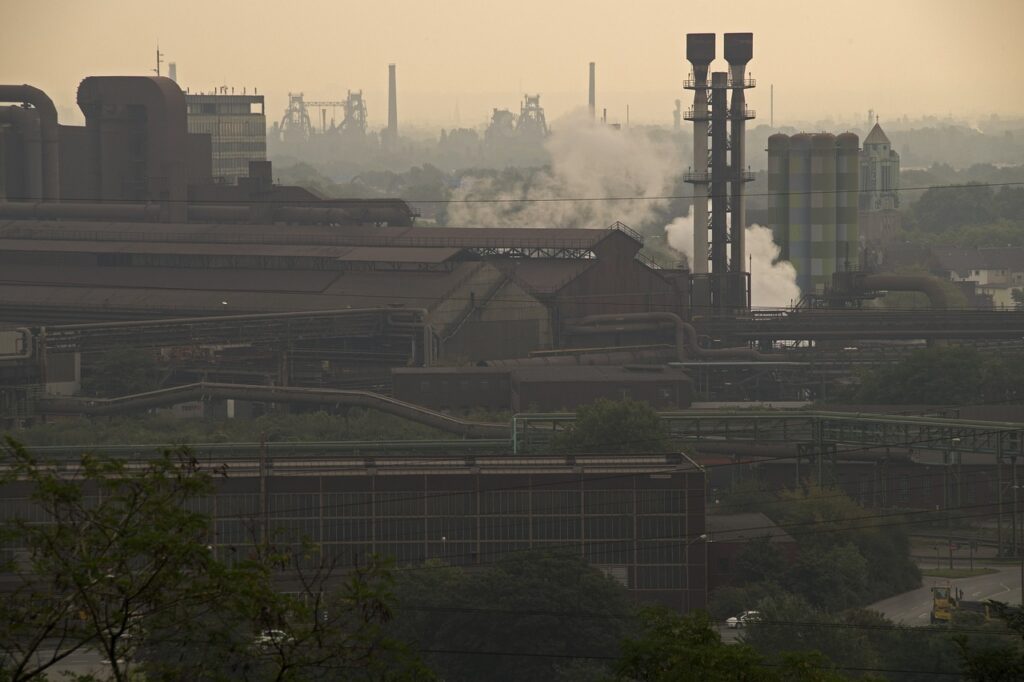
[725,610,761,629]
[253,629,293,652]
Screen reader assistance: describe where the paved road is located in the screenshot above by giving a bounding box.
[11,644,118,680]
[868,565,1023,625]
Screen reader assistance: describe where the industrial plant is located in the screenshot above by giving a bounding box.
[3,26,1024,663]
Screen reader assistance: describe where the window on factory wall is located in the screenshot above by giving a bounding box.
[897,474,911,504]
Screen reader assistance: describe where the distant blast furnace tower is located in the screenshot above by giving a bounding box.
[588,62,596,120]
[385,63,397,148]
[684,33,755,313]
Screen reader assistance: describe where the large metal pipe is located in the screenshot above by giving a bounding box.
[485,349,675,368]
[34,382,507,438]
[861,274,950,309]
[0,106,42,200]
[0,200,162,221]
[0,85,59,200]
[571,312,770,361]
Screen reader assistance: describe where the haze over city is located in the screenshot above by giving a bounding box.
[3,0,1024,128]
[3,2,1024,680]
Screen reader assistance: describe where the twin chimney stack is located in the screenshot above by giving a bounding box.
[684,32,755,313]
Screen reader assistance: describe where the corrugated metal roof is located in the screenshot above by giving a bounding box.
[0,265,339,293]
[0,261,485,314]
[0,239,354,258]
[0,220,625,250]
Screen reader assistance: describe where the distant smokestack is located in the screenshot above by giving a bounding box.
[387,63,397,145]
[588,62,595,120]
[168,62,177,83]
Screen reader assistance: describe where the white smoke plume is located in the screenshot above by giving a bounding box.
[664,214,800,309]
[446,110,680,229]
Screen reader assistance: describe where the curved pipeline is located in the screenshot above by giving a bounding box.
[34,382,507,438]
[0,106,42,200]
[570,312,770,361]
[0,86,58,200]
[486,349,675,367]
[862,274,949,309]
[0,200,162,221]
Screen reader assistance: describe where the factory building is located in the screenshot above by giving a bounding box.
[185,90,266,184]
[0,76,413,225]
[0,452,709,611]
[767,132,860,293]
[858,121,902,245]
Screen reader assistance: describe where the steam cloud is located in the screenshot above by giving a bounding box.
[447,109,800,309]
[665,214,801,309]
[446,110,680,229]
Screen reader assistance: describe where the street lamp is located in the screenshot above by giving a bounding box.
[685,533,709,613]
[946,438,961,570]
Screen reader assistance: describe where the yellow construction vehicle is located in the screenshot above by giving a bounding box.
[930,582,994,624]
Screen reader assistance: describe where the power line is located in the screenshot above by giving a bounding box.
[5,180,1019,207]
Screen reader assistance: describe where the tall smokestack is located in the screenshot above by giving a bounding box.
[724,32,754,275]
[168,62,177,83]
[588,62,595,120]
[387,63,397,146]
[684,33,714,275]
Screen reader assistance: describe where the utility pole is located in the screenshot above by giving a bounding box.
[153,44,164,77]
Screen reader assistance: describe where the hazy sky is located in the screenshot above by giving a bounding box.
[3,0,1023,130]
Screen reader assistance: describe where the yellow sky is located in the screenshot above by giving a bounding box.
[2,0,1023,129]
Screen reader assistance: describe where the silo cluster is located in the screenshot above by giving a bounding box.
[768,132,860,294]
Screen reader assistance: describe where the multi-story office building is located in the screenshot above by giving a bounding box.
[186,91,266,184]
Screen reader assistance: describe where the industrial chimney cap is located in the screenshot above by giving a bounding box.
[686,33,716,65]
[724,33,753,64]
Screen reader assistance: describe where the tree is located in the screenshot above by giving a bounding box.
[912,183,995,232]
[615,607,849,682]
[552,398,671,454]
[851,346,1024,406]
[389,551,635,682]
[81,346,164,398]
[0,438,225,681]
[0,438,429,681]
[957,602,1024,682]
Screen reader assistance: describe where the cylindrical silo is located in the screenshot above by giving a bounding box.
[787,133,812,293]
[810,133,836,294]
[835,132,860,272]
[767,134,790,261]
